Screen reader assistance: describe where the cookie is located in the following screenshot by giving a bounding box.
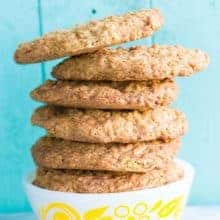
[14,9,163,63]
[30,79,177,110]
[32,136,180,172]
[52,45,209,81]
[33,162,183,193]
[31,106,187,143]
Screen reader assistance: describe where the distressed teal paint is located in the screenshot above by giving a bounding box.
[152,0,220,205]
[0,0,44,213]
[0,0,219,213]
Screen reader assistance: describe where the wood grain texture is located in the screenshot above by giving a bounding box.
[152,0,220,205]
[0,0,220,213]
[0,0,44,213]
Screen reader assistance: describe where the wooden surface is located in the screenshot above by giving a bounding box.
[0,0,219,213]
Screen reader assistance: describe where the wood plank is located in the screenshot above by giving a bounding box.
[0,0,43,212]
[152,0,220,204]
[39,0,152,79]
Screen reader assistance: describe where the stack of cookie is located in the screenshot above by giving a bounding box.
[14,9,209,193]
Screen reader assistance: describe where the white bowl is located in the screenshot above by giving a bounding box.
[24,159,194,220]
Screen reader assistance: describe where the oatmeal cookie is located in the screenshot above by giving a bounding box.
[52,45,209,81]
[31,106,187,143]
[32,136,180,172]
[33,162,183,193]
[14,9,163,63]
[30,79,177,110]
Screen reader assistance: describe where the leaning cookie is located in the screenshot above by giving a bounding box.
[32,136,180,172]
[14,9,163,63]
[33,162,183,193]
[31,106,187,143]
[30,79,177,110]
[52,45,209,81]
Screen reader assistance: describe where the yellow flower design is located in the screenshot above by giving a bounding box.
[157,196,184,219]
[83,206,112,220]
[40,202,81,220]
[114,202,150,219]
[39,195,184,220]
[40,203,112,220]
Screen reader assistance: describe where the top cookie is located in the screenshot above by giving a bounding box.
[52,45,209,81]
[14,9,163,63]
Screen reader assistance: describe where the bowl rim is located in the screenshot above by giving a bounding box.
[24,159,194,197]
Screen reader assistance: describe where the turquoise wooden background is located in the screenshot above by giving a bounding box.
[0,0,219,213]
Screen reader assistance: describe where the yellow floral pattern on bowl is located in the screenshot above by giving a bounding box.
[39,195,184,220]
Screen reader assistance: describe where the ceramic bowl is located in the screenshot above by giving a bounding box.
[24,159,194,220]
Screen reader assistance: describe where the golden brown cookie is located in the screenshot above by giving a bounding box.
[30,79,177,110]
[14,9,163,63]
[32,136,180,172]
[31,106,187,143]
[52,45,209,81]
[33,162,183,193]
